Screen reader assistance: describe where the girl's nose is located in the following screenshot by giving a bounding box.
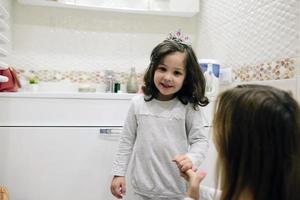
[163,73,172,81]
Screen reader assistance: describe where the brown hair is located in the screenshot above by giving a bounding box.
[142,40,209,109]
[213,84,300,200]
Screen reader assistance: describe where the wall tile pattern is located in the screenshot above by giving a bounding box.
[16,68,144,85]
[9,0,197,73]
[16,57,298,86]
[233,58,296,82]
[196,0,299,79]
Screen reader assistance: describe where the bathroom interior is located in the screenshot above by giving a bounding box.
[0,0,299,199]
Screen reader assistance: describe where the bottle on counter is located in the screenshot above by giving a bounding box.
[114,82,121,93]
[106,75,114,93]
[126,67,138,93]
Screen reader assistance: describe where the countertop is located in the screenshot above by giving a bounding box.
[0,92,138,100]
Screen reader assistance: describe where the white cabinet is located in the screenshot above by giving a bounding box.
[0,127,135,200]
[0,93,136,200]
[0,92,220,197]
[18,0,199,17]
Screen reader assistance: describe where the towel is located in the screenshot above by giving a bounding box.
[0,67,21,92]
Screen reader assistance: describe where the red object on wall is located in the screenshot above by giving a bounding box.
[0,67,21,92]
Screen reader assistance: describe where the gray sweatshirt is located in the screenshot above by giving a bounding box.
[112,95,209,198]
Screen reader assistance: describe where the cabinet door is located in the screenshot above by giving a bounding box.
[149,0,199,13]
[0,127,134,200]
[0,97,131,126]
[18,0,198,17]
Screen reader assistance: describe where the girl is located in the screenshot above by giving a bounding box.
[111,31,210,200]
[177,84,300,200]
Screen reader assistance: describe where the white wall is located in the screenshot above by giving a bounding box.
[196,0,299,69]
[9,0,197,73]
[9,0,299,84]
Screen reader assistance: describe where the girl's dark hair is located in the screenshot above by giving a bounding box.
[142,39,209,110]
[213,84,300,200]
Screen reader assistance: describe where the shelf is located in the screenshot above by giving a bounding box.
[0,4,9,19]
[18,0,199,17]
[0,18,9,31]
[0,91,137,100]
[0,46,8,56]
[0,32,9,43]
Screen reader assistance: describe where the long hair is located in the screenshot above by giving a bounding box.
[142,40,209,110]
[213,84,300,200]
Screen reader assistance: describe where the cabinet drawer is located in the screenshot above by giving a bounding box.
[0,93,134,126]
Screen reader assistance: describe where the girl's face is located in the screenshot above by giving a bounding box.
[154,52,186,101]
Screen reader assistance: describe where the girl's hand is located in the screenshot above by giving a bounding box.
[186,169,206,200]
[110,176,126,199]
[172,154,194,172]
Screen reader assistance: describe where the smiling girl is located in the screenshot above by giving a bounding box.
[111,31,209,200]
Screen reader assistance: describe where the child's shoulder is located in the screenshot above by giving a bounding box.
[130,94,146,107]
[131,94,144,102]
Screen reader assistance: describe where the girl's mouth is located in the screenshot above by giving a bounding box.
[161,83,173,88]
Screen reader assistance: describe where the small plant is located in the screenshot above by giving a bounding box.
[29,78,39,84]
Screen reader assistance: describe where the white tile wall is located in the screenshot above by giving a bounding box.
[196,0,299,69]
[8,0,197,73]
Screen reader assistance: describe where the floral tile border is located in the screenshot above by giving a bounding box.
[14,57,298,86]
[232,58,297,82]
[16,69,144,85]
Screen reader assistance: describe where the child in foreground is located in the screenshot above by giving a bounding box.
[111,30,210,199]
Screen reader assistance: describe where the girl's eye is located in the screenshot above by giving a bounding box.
[174,71,183,76]
[157,66,166,71]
